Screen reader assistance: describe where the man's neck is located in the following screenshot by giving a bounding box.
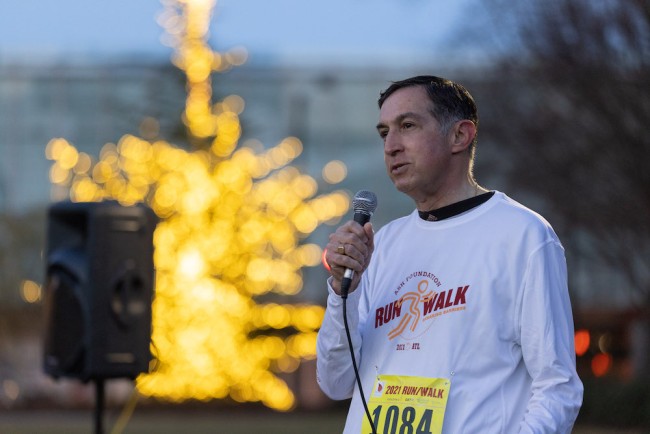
[417,190,494,222]
[414,180,487,212]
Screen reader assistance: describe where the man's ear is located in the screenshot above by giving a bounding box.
[450,120,476,154]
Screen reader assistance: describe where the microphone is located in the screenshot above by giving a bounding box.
[340,190,378,298]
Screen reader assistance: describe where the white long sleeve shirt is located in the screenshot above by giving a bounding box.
[317,192,583,433]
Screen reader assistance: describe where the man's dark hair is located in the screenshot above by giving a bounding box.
[378,75,479,151]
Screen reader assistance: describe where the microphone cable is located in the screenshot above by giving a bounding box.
[339,189,378,433]
[342,287,377,434]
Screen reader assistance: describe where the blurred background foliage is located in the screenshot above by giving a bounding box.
[468,0,650,427]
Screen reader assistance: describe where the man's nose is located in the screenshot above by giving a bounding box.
[384,131,402,155]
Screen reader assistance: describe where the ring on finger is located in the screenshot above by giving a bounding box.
[336,244,346,255]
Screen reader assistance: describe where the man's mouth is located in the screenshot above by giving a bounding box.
[390,162,408,174]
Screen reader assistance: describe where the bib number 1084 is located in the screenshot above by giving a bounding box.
[363,375,449,434]
[369,405,434,434]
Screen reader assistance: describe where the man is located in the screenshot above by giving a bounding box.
[316,76,583,433]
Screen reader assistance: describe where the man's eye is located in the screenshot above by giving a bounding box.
[402,122,414,129]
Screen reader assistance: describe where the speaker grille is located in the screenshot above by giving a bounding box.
[43,268,86,377]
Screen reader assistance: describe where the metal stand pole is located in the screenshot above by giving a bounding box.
[94,378,105,434]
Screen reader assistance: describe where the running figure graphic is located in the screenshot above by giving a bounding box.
[388,279,434,340]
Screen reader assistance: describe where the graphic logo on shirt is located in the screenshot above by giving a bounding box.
[374,271,470,346]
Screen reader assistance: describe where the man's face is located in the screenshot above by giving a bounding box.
[377,86,453,204]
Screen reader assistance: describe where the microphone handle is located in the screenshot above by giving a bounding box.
[340,212,371,298]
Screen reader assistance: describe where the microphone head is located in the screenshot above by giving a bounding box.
[352,190,378,217]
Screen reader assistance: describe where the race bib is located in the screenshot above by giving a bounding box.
[361,375,450,434]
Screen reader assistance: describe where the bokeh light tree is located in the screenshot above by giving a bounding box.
[45,0,349,411]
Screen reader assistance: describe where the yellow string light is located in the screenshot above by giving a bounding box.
[45,0,349,411]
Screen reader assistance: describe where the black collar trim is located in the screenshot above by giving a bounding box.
[418,191,495,222]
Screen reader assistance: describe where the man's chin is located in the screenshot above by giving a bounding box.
[392,181,412,195]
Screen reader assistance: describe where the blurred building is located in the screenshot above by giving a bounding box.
[0,60,433,217]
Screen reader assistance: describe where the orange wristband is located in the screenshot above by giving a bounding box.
[322,248,332,272]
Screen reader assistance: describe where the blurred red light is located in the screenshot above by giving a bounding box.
[591,353,612,377]
[574,329,590,356]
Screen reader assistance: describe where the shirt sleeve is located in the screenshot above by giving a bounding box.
[316,277,363,400]
[517,240,584,433]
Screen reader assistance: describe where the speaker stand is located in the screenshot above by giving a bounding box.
[94,378,105,434]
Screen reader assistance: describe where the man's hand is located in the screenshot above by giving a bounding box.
[324,220,374,296]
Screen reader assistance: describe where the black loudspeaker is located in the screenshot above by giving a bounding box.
[43,201,157,381]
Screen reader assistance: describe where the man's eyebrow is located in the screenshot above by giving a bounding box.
[376,112,423,131]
